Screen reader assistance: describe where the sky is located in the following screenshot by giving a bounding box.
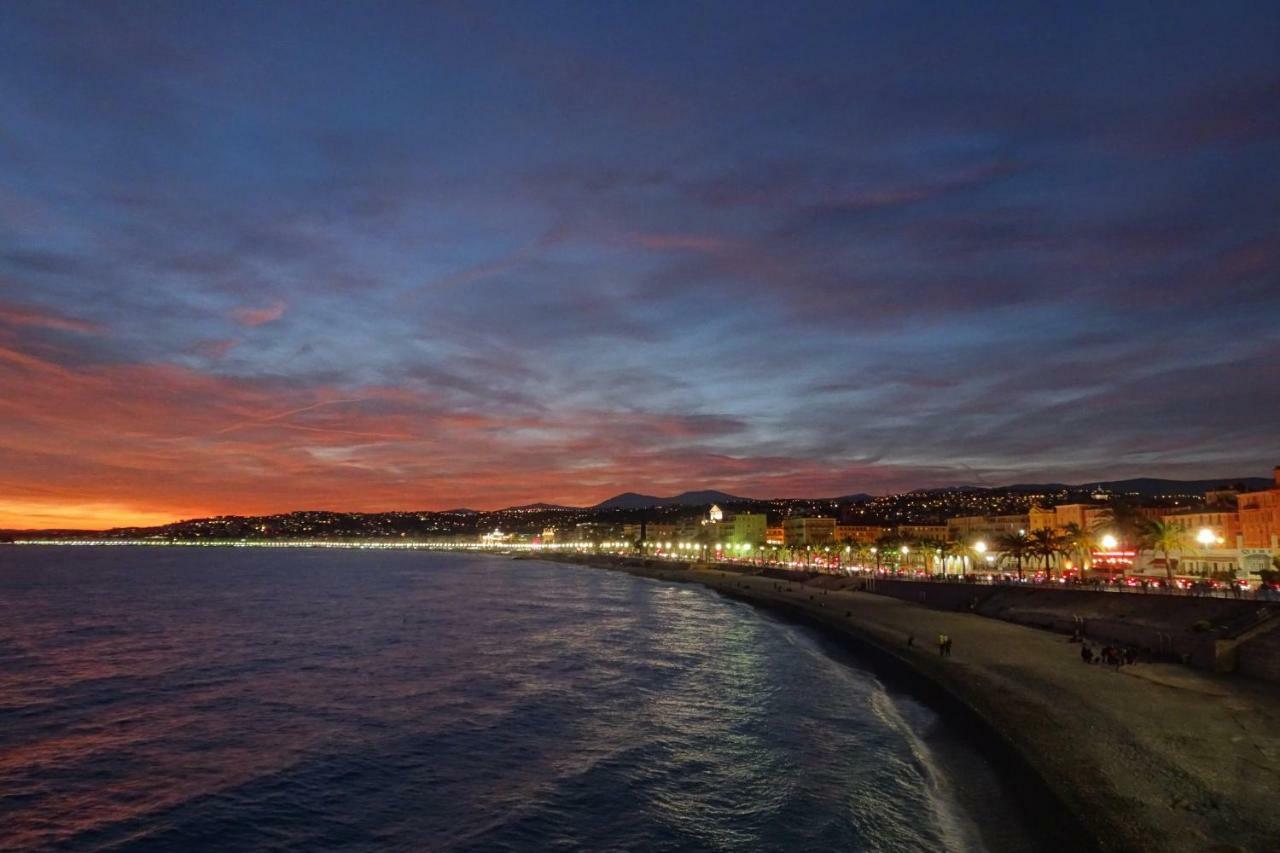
[1,1,1278,528]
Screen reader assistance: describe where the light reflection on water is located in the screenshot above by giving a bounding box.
[0,547,1038,852]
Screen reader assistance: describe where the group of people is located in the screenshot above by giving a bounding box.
[936,633,953,657]
[1080,642,1136,669]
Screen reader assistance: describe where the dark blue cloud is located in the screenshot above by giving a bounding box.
[0,0,1278,523]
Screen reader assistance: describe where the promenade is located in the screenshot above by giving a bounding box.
[577,558,1280,853]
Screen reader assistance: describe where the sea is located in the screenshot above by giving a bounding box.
[0,547,1044,852]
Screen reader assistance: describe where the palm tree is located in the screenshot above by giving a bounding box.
[928,539,959,575]
[996,530,1032,579]
[875,532,903,572]
[901,537,921,571]
[1096,499,1148,550]
[966,537,992,575]
[1143,520,1190,582]
[1060,522,1092,576]
[916,537,946,575]
[1028,528,1065,579]
[841,540,868,570]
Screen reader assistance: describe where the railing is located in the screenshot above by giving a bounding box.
[678,555,1279,601]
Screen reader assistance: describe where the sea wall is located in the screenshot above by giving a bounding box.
[1236,626,1280,682]
[866,579,1277,672]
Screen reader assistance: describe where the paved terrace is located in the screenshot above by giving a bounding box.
[568,557,1280,853]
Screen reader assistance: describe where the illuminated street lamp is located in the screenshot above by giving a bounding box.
[901,544,910,571]
[970,540,986,577]
[1196,528,1216,547]
[1100,533,1118,550]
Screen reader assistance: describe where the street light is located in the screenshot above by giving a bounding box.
[1101,534,1118,550]
[1196,528,1216,547]
[966,540,987,578]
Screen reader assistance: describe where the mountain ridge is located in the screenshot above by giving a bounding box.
[592,490,756,510]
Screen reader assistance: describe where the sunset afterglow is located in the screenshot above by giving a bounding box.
[1,3,1277,527]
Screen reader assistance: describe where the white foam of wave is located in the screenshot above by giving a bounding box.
[869,684,987,853]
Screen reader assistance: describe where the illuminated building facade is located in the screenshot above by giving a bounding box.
[783,517,836,547]
[730,513,767,545]
[946,514,1029,541]
[835,524,887,544]
[1239,468,1280,550]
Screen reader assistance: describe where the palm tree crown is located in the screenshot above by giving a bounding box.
[1061,522,1092,575]
[996,530,1032,578]
[1028,527,1066,578]
[1143,520,1191,581]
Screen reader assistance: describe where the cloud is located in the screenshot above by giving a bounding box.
[1,2,1278,523]
[190,338,239,359]
[0,299,102,334]
[231,300,286,327]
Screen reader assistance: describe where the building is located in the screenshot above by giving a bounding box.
[697,505,735,544]
[574,521,622,543]
[765,526,784,545]
[1238,468,1280,579]
[1130,469,1280,581]
[641,523,678,545]
[730,513,767,545]
[783,516,836,547]
[1239,468,1280,550]
[1204,487,1243,509]
[835,524,887,544]
[1028,505,1055,531]
[1165,510,1242,546]
[946,514,1029,543]
[896,524,949,542]
[1028,503,1108,534]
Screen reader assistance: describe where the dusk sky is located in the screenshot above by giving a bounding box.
[2,2,1278,528]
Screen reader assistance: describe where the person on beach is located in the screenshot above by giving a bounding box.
[1080,643,1093,664]
[943,637,953,657]
[937,633,947,656]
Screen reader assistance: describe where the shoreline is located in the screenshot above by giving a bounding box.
[547,553,1280,853]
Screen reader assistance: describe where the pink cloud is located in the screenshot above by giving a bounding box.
[232,300,286,327]
[0,299,102,334]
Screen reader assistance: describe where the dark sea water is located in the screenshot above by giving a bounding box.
[0,547,1041,852]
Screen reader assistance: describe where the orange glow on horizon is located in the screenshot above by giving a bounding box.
[0,500,190,532]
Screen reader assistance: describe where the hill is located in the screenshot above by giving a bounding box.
[998,477,1271,497]
[593,490,754,510]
